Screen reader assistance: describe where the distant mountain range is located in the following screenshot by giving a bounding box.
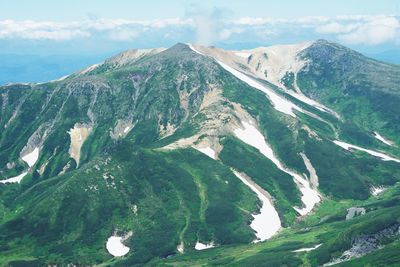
[1,40,400,266]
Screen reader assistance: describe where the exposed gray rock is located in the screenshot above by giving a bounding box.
[324,224,400,266]
[346,207,366,220]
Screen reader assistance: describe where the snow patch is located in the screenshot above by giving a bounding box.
[177,242,184,253]
[106,235,130,257]
[188,43,204,56]
[233,171,281,241]
[194,146,216,160]
[286,90,340,118]
[293,244,322,252]
[234,52,252,59]
[371,186,386,196]
[79,63,101,75]
[195,241,215,250]
[373,132,393,146]
[333,140,400,163]
[21,147,39,168]
[0,172,28,184]
[234,121,320,215]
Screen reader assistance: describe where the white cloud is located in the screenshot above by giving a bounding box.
[0,20,90,40]
[0,15,398,46]
[235,17,280,26]
[339,17,400,45]
[219,28,243,40]
[0,18,191,41]
[316,22,359,34]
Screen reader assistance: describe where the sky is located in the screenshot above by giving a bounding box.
[0,0,399,55]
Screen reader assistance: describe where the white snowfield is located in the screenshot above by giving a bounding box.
[234,122,320,215]
[0,172,28,184]
[233,171,281,241]
[21,147,40,167]
[194,241,215,250]
[194,146,216,160]
[373,132,393,146]
[106,236,130,257]
[333,140,400,163]
[217,60,300,117]
[293,243,322,252]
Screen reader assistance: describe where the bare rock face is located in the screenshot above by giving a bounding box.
[346,207,366,220]
[68,123,92,167]
[110,119,134,140]
[324,224,400,266]
[20,123,50,158]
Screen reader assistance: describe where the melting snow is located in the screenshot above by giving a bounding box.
[234,122,320,215]
[217,61,300,117]
[371,186,386,196]
[333,140,400,163]
[106,236,130,257]
[0,172,28,184]
[293,243,322,252]
[79,63,101,75]
[188,44,204,56]
[195,241,215,250]
[194,147,216,159]
[234,52,252,58]
[373,132,393,146]
[177,242,184,253]
[233,171,281,241]
[21,147,39,168]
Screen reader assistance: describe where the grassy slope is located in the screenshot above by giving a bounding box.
[152,184,400,267]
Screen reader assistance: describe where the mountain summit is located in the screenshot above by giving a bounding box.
[1,40,400,266]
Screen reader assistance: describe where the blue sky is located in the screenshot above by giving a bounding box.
[0,0,399,55]
[2,0,399,20]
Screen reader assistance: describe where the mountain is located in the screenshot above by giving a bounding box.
[1,40,400,266]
